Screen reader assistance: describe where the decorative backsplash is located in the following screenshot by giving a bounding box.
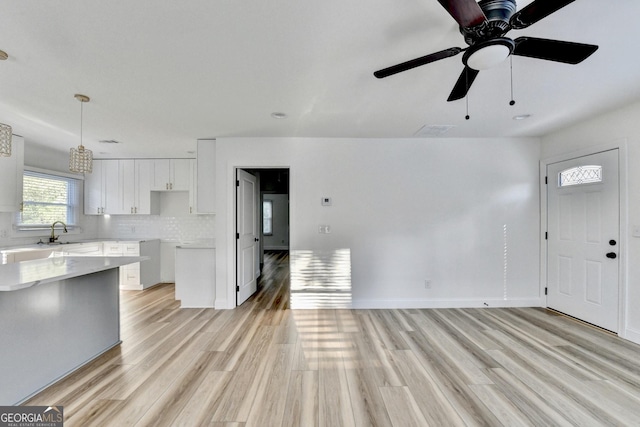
[98,214,215,242]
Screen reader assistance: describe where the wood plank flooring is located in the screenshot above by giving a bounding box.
[26,251,640,426]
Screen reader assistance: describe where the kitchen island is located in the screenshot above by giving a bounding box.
[0,256,145,405]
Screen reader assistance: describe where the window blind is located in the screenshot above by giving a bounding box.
[18,170,80,228]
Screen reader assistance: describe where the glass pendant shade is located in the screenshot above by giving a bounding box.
[0,122,11,157]
[69,144,93,173]
[69,94,92,173]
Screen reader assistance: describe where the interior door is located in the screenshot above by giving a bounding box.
[236,169,259,305]
[547,149,619,332]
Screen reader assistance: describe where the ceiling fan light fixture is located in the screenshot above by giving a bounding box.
[464,38,515,70]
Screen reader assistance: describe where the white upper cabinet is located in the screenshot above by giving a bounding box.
[103,160,122,214]
[189,159,197,214]
[85,159,123,215]
[134,159,156,214]
[84,159,105,215]
[85,159,158,215]
[196,139,215,213]
[0,135,24,212]
[151,159,191,191]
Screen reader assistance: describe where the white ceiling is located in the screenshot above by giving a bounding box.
[1,0,639,158]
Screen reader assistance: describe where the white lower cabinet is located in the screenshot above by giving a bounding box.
[77,240,160,290]
[175,246,215,307]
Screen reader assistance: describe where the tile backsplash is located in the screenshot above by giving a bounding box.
[98,214,215,242]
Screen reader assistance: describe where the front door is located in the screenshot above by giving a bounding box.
[547,149,619,332]
[236,169,259,305]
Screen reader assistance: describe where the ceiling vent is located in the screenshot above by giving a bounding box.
[99,139,122,144]
[414,125,456,137]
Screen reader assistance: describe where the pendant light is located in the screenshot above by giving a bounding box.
[69,94,93,173]
[0,122,11,157]
[0,49,11,157]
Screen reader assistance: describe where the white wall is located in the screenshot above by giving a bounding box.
[215,137,541,309]
[541,100,640,344]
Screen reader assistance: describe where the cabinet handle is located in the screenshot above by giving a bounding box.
[170,182,173,190]
[98,207,100,214]
[166,183,169,190]
[135,207,138,214]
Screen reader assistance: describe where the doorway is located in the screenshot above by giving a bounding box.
[546,149,620,332]
[236,168,289,306]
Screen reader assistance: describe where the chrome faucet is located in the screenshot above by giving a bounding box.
[50,221,68,243]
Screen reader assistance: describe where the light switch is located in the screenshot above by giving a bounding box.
[318,225,331,234]
[633,225,640,237]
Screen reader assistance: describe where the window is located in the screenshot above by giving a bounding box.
[263,199,273,235]
[18,170,81,229]
[558,165,603,187]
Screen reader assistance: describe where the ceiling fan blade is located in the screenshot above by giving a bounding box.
[510,0,576,29]
[374,47,463,78]
[513,37,598,64]
[437,0,487,28]
[447,66,479,101]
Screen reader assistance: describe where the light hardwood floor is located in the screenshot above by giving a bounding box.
[26,251,640,426]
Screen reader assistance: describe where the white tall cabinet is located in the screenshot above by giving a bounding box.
[196,139,215,213]
[0,135,24,212]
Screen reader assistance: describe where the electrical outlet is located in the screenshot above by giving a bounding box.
[0,229,7,238]
[425,279,432,289]
[318,225,331,234]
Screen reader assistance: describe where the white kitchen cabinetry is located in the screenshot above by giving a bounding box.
[85,159,158,215]
[175,245,215,307]
[64,242,104,256]
[196,139,215,213]
[151,159,191,191]
[0,135,24,212]
[122,159,158,215]
[189,159,197,214]
[107,240,160,290]
[101,240,161,290]
[84,159,104,215]
[84,159,120,215]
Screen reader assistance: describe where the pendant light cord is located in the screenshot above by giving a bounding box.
[80,100,84,148]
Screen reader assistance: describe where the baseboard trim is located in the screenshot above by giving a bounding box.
[215,298,230,309]
[351,297,544,310]
[623,327,640,345]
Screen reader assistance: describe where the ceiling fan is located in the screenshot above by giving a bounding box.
[373,0,598,102]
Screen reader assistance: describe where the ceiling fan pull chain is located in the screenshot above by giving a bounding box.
[465,70,470,120]
[509,56,516,106]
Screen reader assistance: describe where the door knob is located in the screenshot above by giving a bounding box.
[609,240,617,246]
[606,252,617,259]
[254,238,259,242]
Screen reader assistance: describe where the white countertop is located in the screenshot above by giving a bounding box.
[0,256,147,292]
[176,239,215,249]
[0,239,160,253]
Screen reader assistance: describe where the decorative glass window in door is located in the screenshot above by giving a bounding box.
[558,165,603,187]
